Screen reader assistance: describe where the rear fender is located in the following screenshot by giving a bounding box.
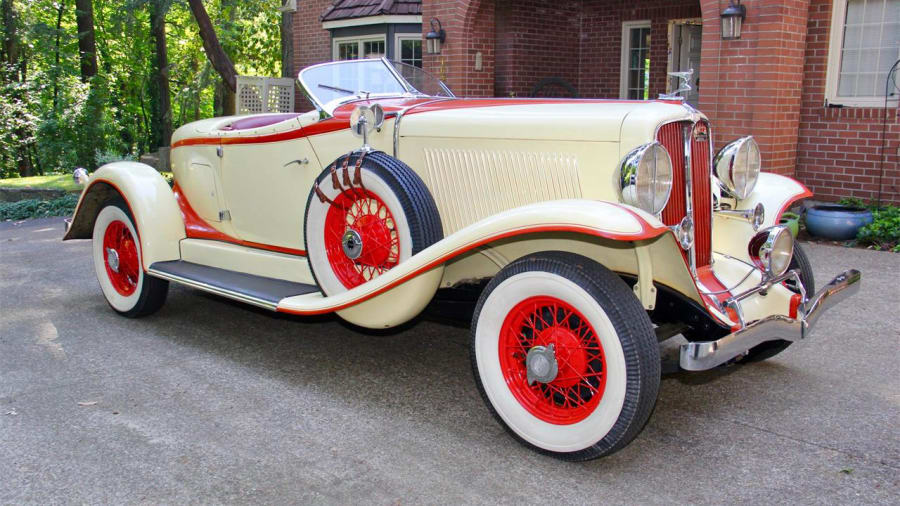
[63,162,184,269]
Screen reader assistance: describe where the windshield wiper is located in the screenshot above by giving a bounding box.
[318,83,356,95]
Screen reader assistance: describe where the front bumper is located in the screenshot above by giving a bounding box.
[680,269,861,371]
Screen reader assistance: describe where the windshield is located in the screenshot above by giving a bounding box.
[299,58,453,114]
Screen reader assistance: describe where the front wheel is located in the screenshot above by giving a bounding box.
[92,200,168,317]
[470,252,660,460]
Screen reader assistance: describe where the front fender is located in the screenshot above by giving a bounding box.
[739,172,812,228]
[63,162,185,269]
[277,200,680,327]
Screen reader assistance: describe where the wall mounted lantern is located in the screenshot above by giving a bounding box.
[720,0,746,40]
[425,18,446,54]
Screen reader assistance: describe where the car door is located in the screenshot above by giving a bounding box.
[219,137,321,250]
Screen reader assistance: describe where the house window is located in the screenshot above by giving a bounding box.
[826,0,900,107]
[396,35,423,68]
[333,36,387,61]
[620,21,652,100]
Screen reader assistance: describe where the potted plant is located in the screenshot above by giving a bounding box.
[804,201,874,241]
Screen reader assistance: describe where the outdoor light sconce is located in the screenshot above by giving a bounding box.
[720,0,747,40]
[426,18,446,54]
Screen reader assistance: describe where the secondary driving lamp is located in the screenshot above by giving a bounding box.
[749,226,794,278]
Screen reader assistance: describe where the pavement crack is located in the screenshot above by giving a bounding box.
[699,412,900,471]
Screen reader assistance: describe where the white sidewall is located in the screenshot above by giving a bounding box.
[306,169,413,295]
[475,272,628,453]
[93,205,144,312]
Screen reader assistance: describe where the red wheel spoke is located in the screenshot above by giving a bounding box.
[499,296,608,425]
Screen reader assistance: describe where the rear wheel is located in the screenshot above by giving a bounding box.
[92,200,168,317]
[470,252,660,460]
[738,243,815,363]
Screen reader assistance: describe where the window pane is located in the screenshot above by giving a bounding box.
[338,42,359,60]
[837,0,900,98]
[864,0,886,24]
[846,0,864,24]
[838,73,857,95]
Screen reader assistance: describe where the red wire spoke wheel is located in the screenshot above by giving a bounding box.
[102,220,140,296]
[471,252,660,461]
[499,296,607,425]
[304,151,443,297]
[324,189,401,289]
[92,199,168,317]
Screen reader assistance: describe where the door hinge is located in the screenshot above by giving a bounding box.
[218,210,231,221]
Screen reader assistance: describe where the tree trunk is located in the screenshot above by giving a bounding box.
[187,0,236,93]
[281,1,293,78]
[149,0,172,149]
[52,2,64,115]
[74,0,97,81]
[2,0,20,79]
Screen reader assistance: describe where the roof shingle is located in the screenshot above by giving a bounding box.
[321,0,422,22]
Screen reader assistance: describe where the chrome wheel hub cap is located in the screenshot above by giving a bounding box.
[106,247,120,273]
[342,229,363,260]
[526,344,559,385]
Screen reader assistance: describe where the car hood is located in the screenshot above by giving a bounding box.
[398,98,698,142]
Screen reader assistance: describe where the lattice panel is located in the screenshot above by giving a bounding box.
[235,76,295,115]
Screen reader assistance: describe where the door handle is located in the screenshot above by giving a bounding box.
[283,158,309,167]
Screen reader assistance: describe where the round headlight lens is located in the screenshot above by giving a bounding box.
[714,136,761,200]
[748,225,794,278]
[619,142,673,215]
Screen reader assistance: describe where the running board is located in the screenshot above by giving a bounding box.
[147,260,319,310]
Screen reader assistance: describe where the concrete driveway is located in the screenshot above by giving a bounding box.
[1,217,898,504]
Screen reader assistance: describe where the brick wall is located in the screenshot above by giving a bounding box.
[697,0,812,177]
[579,0,701,99]
[795,0,900,204]
[291,0,333,111]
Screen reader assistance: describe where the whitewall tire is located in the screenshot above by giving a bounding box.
[470,251,660,460]
[304,151,442,295]
[92,200,168,317]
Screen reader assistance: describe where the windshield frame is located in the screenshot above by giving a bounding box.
[297,57,454,117]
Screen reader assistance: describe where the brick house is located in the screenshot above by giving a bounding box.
[290,0,900,204]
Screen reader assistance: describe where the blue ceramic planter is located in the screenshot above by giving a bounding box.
[805,205,873,241]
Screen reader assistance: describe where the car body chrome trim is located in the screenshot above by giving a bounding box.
[146,268,278,311]
[392,97,455,157]
[680,269,860,370]
[683,122,696,275]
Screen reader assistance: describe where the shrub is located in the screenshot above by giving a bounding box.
[0,194,79,221]
[855,205,900,252]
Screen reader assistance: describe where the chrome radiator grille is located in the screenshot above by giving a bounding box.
[657,121,712,268]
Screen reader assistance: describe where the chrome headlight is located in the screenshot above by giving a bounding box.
[714,136,760,200]
[748,226,794,278]
[619,142,673,215]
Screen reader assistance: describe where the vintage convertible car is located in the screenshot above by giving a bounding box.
[64,58,860,461]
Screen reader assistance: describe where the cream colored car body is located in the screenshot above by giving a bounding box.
[65,66,811,331]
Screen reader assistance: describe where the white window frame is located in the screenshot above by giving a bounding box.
[825,0,899,108]
[620,20,652,99]
[332,34,387,61]
[394,34,423,67]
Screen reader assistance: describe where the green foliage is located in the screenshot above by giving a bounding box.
[0,174,81,191]
[855,205,900,252]
[0,193,79,220]
[1,0,284,179]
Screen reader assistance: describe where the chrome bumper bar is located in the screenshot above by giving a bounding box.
[680,269,861,371]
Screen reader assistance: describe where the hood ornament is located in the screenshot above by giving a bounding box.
[660,69,693,101]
